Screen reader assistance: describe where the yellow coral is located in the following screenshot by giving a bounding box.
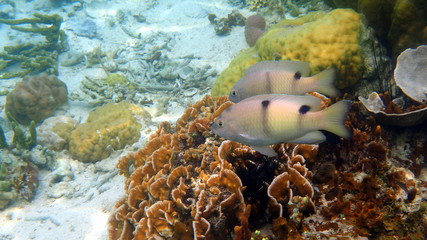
[69,102,149,163]
[212,9,365,96]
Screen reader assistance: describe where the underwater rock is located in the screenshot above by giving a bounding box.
[66,18,97,39]
[5,74,68,125]
[244,14,266,47]
[394,45,427,104]
[69,101,150,163]
[324,0,427,59]
[37,115,77,151]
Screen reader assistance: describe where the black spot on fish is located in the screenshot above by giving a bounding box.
[262,100,270,109]
[261,100,271,135]
[294,71,302,80]
[299,105,310,114]
[265,72,272,93]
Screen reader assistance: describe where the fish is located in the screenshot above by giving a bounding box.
[229,60,339,103]
[211,94,351,157]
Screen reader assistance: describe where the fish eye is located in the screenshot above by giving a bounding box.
[231,90,237,96]
[218,121,224,127]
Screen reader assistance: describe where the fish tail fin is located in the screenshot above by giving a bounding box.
[322,100,351,139]
[314,68,339,97]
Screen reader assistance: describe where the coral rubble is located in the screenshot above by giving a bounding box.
[110,95,427,239]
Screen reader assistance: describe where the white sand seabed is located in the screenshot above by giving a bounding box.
[0,0,250,239]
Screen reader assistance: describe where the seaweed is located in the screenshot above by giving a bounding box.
[0,112,37,150]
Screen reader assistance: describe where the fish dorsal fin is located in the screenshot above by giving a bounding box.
[288,131,326,144]
[241,94,323,112]
[252,145,277,157]
[244,60,310,76]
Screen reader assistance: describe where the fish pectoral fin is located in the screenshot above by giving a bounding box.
[288,131,326,144]
[252,145,277,157]
[239,132,262,142]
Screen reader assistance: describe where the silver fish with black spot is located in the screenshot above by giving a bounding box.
[211,94,350,157]
[229,60,338,103]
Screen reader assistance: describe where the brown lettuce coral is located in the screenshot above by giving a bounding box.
[109,96,250,240]
[109,95,427,239]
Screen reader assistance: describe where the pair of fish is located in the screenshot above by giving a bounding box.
[211,60,350,157]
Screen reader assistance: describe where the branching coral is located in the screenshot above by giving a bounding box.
[0,13,66,78]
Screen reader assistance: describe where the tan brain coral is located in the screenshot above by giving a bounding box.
[69,101,150,163]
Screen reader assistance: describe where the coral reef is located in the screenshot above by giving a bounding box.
[69,102,150,163]
[5,73,68,125]
[324,0,427,58]
[211,9,389,96]
[208,10,246,36]
[110,95,427,239]
[109,95,319,239]
[109,95,249,239]
[0,150,39,210]
[306,101,427,239]
[0,13,66,79]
